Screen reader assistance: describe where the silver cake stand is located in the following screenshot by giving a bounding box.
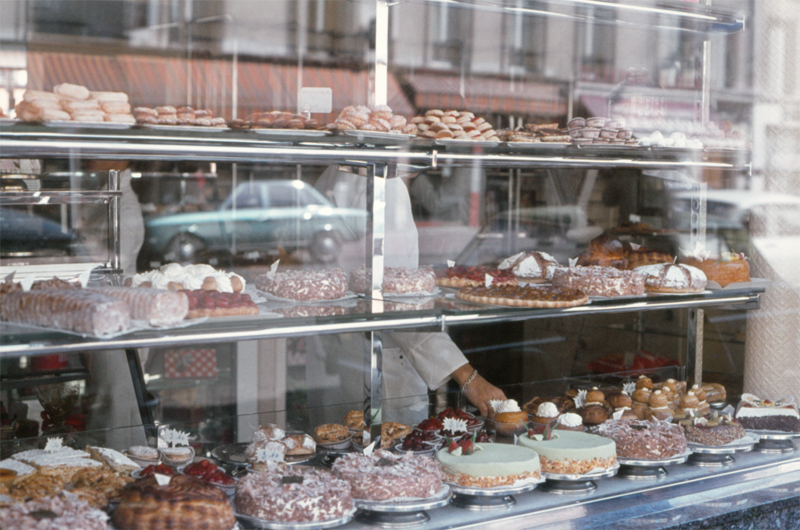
[234,511,355,530]
[750,431,800,454]
[540,466,618,494]
[446,481,540,511]
[353,486,451,527]
[687,438,756,467]
[617,451,690,480]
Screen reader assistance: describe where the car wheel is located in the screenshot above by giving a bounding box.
[165,233,206,264]
[309,231,339,264]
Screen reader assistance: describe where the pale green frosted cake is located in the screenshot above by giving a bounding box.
[517,430,616,475]
[436,443,541,488]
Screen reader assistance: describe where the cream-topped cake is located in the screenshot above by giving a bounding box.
[517,430,616,475]
[735,393,800,432]
[0,458,36,478]
[11,445,99,472]
[86,446,140,473]
[436,443,541,488]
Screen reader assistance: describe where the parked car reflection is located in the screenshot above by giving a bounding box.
[140,180,367,266]
[0,207,77,259]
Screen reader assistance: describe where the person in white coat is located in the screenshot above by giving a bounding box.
[309,165,505,426]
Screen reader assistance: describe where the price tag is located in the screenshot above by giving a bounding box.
[281,476,304,484]
[268,260,280,279]
[484,274,492,288]
[447,260,455,268]
[299,88,332,114]
[629,214,642,223]
[154,473,172,486]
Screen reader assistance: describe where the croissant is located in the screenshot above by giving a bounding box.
[576,233,628,269]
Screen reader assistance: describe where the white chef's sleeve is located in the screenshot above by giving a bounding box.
[383,331,468,391]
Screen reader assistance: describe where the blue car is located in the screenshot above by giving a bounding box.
[141,180,367,265]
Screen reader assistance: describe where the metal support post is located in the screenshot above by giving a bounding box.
[107,169,121,274]
[125,349,158,441]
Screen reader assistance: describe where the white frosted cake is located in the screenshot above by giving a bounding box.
[436,443,541,488]
[517,430,616,475]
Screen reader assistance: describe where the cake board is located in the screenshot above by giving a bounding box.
[446,481,539,511]
[540,466,617,494]
[353,486,451,527]
[617,451,691,480]
[687,437,756,467]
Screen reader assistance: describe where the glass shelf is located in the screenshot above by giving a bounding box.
[0,286,763,357]
[0,123,750,171]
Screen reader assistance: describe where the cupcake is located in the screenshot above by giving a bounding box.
[127,445,159,467]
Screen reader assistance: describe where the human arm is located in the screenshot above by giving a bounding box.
[385,331,506,418]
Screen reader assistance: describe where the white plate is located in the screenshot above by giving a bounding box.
[138,123,228,132]
[249,128,330,137]
[506,141,569,149]
[435,138,500,147]
[340,129,415,141]
[41,120,132,129]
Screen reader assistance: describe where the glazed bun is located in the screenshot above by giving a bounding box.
[636,375,654,390]
[648,390,669,409]
[632,388,652,404]
[609,391,632,409]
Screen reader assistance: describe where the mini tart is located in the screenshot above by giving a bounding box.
[160,446,194,466]
[455,284,589,308]
[344,410,365,430]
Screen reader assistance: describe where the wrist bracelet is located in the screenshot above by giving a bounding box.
[461,369,479,392]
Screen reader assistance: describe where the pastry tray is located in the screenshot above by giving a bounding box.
[138,123,229,132]
[542,463,620,481]
[234,510,355,530]
[445,478,542,497]
[617,450,692,467]
[249,128,330,137]
[353,485,451,512]
[41,120,132,129]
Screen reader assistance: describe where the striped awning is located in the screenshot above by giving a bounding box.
[405,72,566,117]
[25,51,414,121]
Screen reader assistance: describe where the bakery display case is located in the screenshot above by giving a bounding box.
[2,0,800,529]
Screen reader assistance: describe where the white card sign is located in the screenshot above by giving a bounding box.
[299,87,333,114]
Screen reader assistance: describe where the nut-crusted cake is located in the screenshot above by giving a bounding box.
[331,449,443,501]
[595,419,687,460]
[113,474,235,530]
[235,466,354,523]
[517,430,616,474]
[255,268,348,301]
[551,266,645,297]
[349,266,436,295]
[498,251,560,281]
[0,494,110,530]
[680,413,746,446]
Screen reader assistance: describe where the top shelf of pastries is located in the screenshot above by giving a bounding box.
[405,0,746,35]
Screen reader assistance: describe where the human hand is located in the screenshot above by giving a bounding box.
[463,373,507,418]
[451,363,506,418]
